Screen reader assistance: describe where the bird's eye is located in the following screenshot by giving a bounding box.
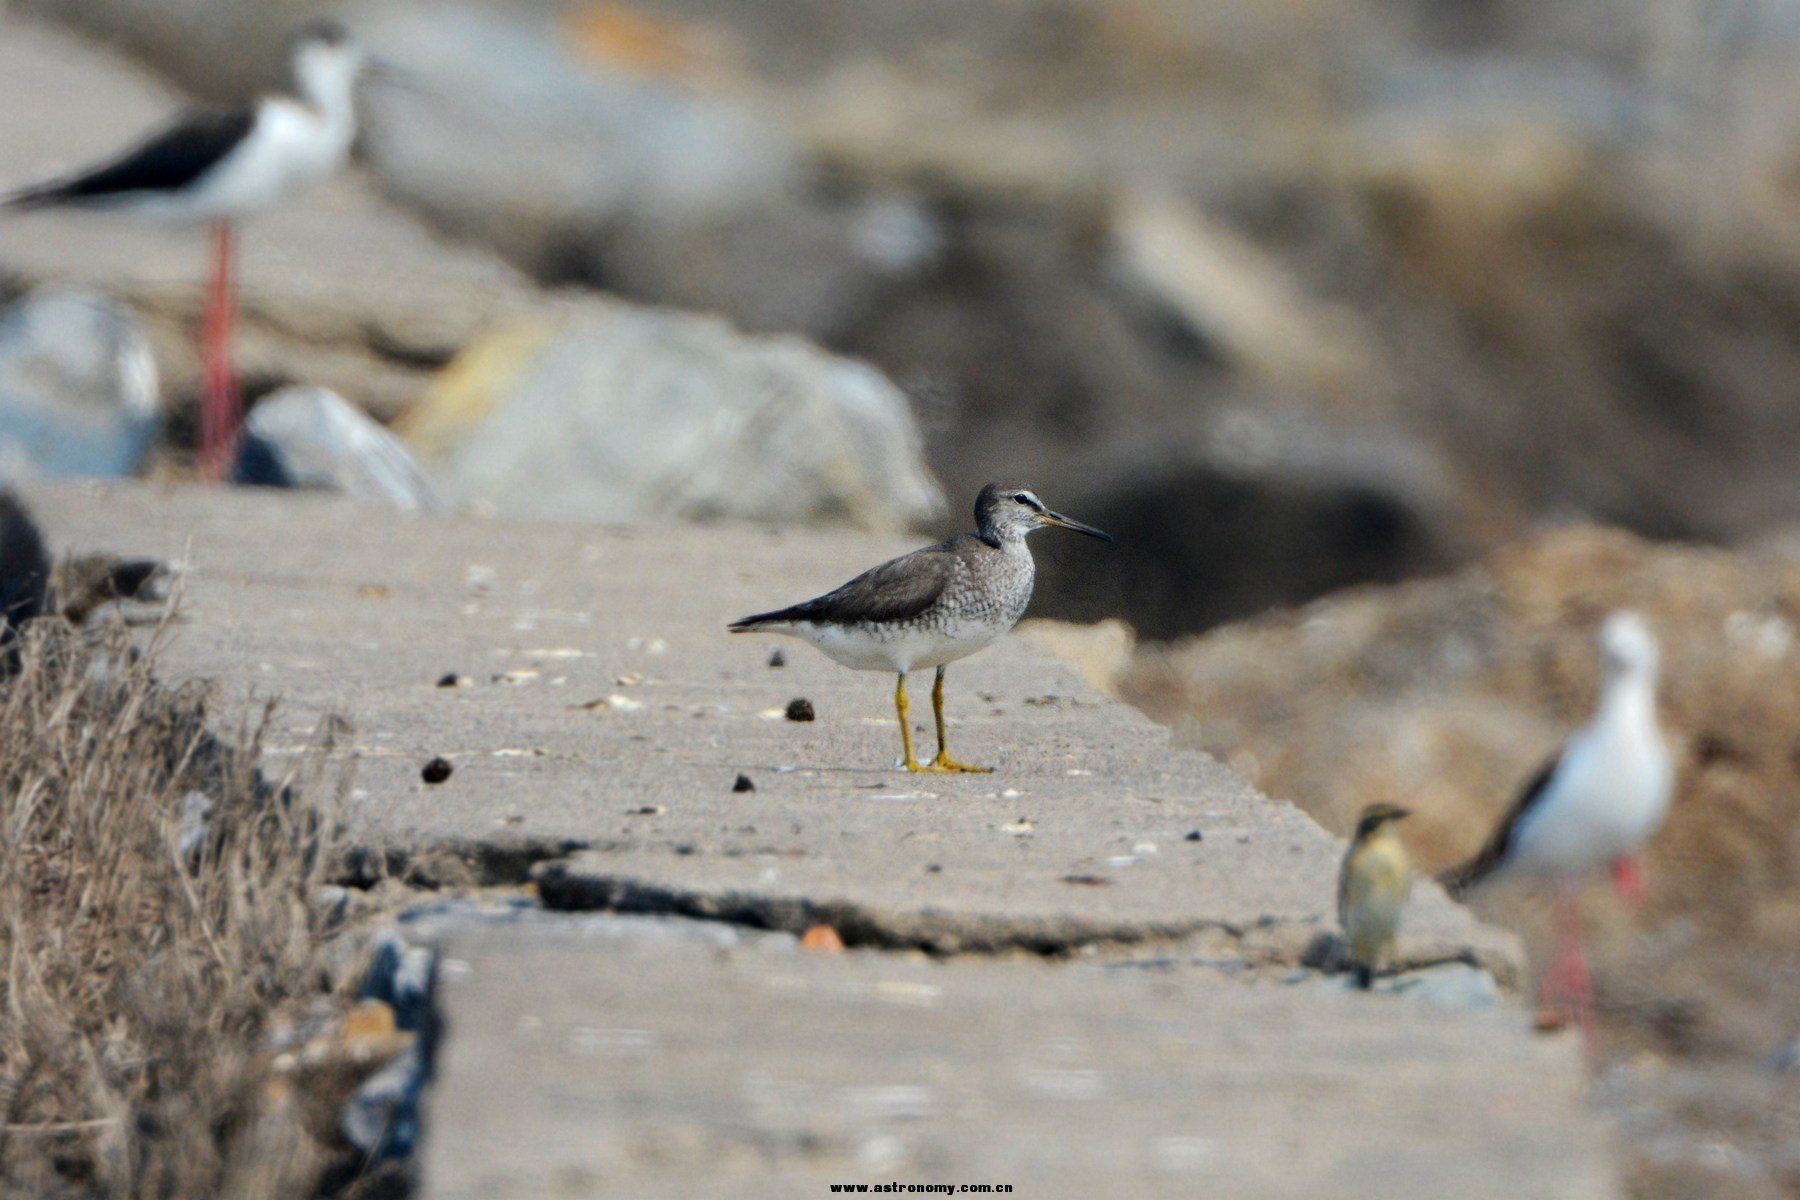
[1013,493,1031,504]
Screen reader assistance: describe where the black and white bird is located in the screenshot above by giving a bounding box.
[2,22,373,479]
[730,483,1112,773]
[1439,610,1673,1043]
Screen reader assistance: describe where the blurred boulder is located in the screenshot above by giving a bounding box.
[1105,191,1377,391]
[398,302,943,529]
[0,287,157,480]
[234,385,439,511]
[352,4,792,246]
[351,2,911,338]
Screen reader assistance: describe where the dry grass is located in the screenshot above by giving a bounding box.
[0,615,363,1199]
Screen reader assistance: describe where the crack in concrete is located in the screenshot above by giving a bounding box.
[530,859,1292,959]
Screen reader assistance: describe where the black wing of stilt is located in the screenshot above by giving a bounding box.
[1437,754,1560,898]
[2,108,255,211]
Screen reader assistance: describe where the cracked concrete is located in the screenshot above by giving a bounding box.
[420,908,1607,1200]
[27,481,1613,1196]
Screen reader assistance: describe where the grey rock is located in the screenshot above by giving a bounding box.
[1384,962,1500,1010]
[352,3,796,266]
[234,386,439,510]
[342,1040,427,1159]
[359,931,436,1034]
[348,932,438,1160]
[410,303,943,530]
[0,288,157,480]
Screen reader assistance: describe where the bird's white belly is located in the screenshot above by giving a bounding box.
[139,102,350,224]
[1507,739,1672,879]
[202,109,348,218]
[795,620,1007,674]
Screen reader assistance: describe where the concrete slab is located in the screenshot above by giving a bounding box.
[29,481,1508,967]
[417,906,1614,1200]
[25,482,1617,1197]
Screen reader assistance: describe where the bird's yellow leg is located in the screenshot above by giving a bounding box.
[927,665,992,773]
[896,673,932,772]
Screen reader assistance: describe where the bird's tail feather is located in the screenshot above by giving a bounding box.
[0,182,61,213]
[728,603,813,632]
[1435,855,1491,901]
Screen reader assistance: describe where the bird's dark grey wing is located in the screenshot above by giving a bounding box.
[1437,753,1560,898]
[3,108,255,210]
[730,539,962,630]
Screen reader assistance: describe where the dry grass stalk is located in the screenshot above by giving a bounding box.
[0,615,358,1199]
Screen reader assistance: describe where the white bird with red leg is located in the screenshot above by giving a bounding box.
[1,23,374,480]
[1439,610,1673,1052]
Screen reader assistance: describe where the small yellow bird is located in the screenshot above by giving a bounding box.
[1338,803,1414,989]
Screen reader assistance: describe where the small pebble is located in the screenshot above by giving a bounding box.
[1184,830,1203,843]
[768,649,786,668]
[421,757,453,784]
[627,805,664,816]
[435,672,460,688]
[785,698,815,722]
[733,773,756,793]
[1061,874,1110,887]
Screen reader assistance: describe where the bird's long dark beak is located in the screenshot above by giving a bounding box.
[1041,510,1113,542]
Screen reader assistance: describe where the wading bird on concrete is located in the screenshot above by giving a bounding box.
[731,483,1112,773]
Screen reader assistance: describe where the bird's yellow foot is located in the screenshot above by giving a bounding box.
[919,754,992,774]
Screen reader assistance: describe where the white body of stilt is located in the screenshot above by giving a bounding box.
[134,47,357,223]
[137,101,356,224]
[9,33,364,225]
[1500,612,1673,881]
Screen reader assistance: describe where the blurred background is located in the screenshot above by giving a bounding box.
[21,0,1800,637]
[6,0,1800,1194]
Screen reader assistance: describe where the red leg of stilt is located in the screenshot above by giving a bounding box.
[198,221,241,482]
[1611,855,1645,910]
[1542,885,1598,1060]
